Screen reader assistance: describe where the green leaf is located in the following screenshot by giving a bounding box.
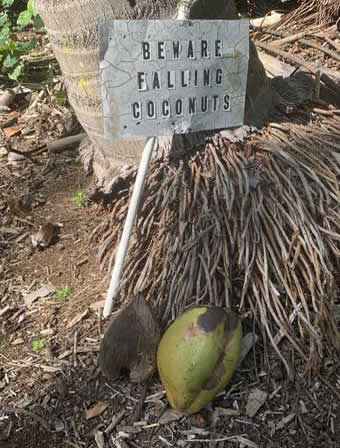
[32,339,46,352]
[3,53,19,68]
[5,37,17,52]
[8,62,24,81]
[33,15,44,30]
[56,286,71,302]
[0,35,9,48]
[55,91,67,106]
[16,38,37,54]
[2,0,15,8]
[0,13,8,28]
[17,10,32,29]
[27,0,34,15]
[29,0,39,17]
[0,39,8,50]
[0,21,10,39]
[72,191,87,208]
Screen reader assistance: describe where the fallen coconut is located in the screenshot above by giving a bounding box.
[157,307,242,415]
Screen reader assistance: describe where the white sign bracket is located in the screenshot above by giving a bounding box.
[103,136,156,317]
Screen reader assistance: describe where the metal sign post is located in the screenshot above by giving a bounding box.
[99,18,249,317]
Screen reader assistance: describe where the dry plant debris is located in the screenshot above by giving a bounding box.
[91,0,340,381]
[95,118,340,377]
[246,389,268,418]
[0,2,339,447]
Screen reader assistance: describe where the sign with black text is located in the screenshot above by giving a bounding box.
[99,20,249,139]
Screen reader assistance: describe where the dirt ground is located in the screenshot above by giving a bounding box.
[1,2,340,448]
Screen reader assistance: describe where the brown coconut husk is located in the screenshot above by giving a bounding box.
[93,115,340,378]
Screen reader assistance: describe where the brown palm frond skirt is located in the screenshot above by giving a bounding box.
[95,116,340,376]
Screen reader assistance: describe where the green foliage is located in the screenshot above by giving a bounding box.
[0,0,44,81]
[72,191,87,208]
[17,0,42,30]
[3,0,15,7]
[55,90,67,106]
[56,286,71,303]
[32,338,46,352]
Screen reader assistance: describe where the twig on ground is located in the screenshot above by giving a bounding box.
[104,410,126,435]
[271,31,307,47]
[312,108,334,116]
[27,144,48,156]
[47,133,87,154]
[324,36,340,52]
[270,31,340,62]
[73,330,78,368]
[6,148,40,165]
[133,379,150,422]
[298,38,340,62]
[1,406,50,431]
[183,435,256,445]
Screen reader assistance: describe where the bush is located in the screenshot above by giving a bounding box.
[0,0,43,81]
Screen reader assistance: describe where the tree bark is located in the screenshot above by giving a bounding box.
[36,0,273,192]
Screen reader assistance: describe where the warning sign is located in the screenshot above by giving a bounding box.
[99,20,249,139]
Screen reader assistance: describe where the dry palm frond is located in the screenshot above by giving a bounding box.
[95,117,340,377]
[318,0,340,25]
[269,1,320,32]
[269,0,339,32]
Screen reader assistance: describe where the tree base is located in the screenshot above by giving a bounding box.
[91,114,340,376]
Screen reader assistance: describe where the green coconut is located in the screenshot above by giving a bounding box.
[157,307,242,415]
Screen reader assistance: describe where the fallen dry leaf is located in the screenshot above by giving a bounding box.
[159,408,183,425]
[23,285,56,307]
[3,125,24,139]
[240,332,258,362]
[5,110,20,119]
[246,388,268,418]
[31,222,61,248]
[86,401,110,420]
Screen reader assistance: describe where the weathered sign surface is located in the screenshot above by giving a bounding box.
[99,20,249,139]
